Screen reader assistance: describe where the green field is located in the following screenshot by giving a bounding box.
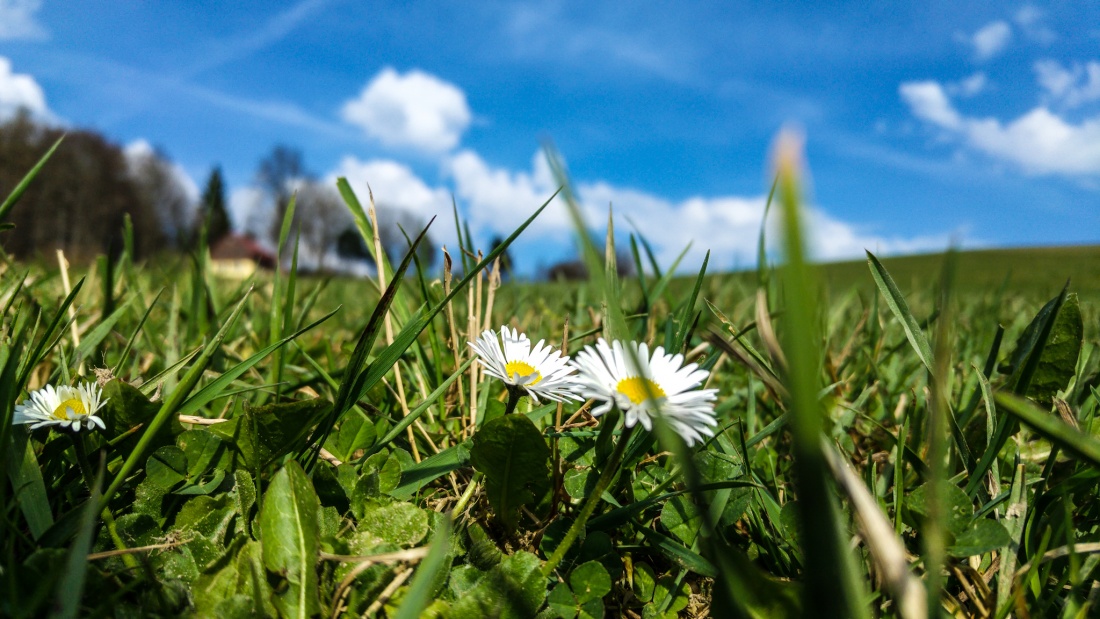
[2,154,1099,618]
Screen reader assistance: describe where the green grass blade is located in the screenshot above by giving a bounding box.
[360,357,474,461]
[777,138,866,618]
[995,392,1100,468]
[50,457,101,619]
[393,518,452,619]
[177,308,336,416]
[544,141,629,341]
[73,295,136,366]
[866,250,934,372]
[0,135,63,223]
[112,288,164,375]
[101,287,253,510]
[303,219,435,467]
[673,251,708,352]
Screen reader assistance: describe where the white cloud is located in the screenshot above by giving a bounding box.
[447,149,569,236]
[341,67,471,154]
[901,79,1100,175]
[970,21,1012,61]
[899,81,961,129]
[0,0,48,41]
[948,72,988,98]
[447,149,952,269]
[1034,60,1100,108]
[1014,5,1056,44]
[0,56,48,119]
[578,181,950,267]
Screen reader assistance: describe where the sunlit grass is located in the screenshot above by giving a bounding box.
[0,138,1098,618]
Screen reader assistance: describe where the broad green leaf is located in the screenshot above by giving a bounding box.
[100,378,182,450]
[908,481,973,534]
[633,562,657,602]
[660,495,702,547]
[329,411,376,462]
[144,446,188,490]
[356,501,429,547]
[7,427,53,539]
[259,460,321,619]
[391,442,471,500]
[1018,293,1082,404]
[569,560,611,604]
[449,551,545,619]
[470,415,551,530]
[948,518,1010,557]
[547,581,578,619]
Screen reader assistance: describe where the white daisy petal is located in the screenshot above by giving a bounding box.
[11,381,109,433]
[469,326,582,403]
[570,338,719,446]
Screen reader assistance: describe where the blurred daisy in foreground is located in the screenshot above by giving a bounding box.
[469,326,581,404]
[13,382,107,432]
[571,339,717,446]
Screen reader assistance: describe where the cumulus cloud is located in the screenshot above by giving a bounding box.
[341,68,472,154]
[1034,60,1100,108]
[447,149,569,236]
[443,150,951,269]
[317,149,956,273]
[578,180,950,267]
[1014,5,1056,44]
[901,78,1100,175]
[969,21,1012,61]
[899,81,961,129]
[0,56,48,120]
[0,0,48,41]
[948,72,988,98]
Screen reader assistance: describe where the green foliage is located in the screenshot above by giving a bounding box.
[259,460,321,619]
[470,415,551,530]
[2,150,1100,618]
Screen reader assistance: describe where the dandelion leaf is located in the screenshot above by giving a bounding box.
[470,415,551,530]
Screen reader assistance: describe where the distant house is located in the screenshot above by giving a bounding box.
[209,234,278,277]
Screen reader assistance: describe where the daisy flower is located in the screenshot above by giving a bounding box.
[469,326,581,404]
[13,382,107,432]
[571,339,718,446]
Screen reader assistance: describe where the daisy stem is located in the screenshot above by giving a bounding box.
[503,385,523,416]
[72,434,140,570]
[542,424,634,577]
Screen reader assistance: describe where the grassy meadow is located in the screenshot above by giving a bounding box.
[1,143,1099,618]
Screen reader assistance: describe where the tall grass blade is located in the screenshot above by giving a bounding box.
[0,135,63,222]
[995,392,1100,467]
[544,141,630,341]
[394,518,452,619]
[50,457,101,619]
[866,250,934,372]
[101,287,253,510]
[775,134,866,618]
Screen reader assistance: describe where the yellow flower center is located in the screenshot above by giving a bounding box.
[616,377,665,405]
[505,360,542,385]
[53,398,87,420]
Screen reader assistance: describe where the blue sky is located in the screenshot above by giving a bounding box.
[1,0,1099,273]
